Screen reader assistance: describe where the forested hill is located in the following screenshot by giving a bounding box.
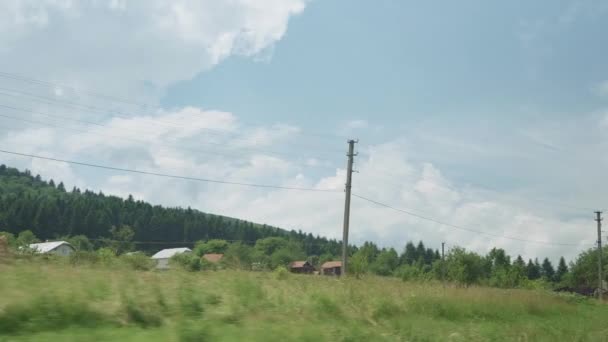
[0,164,342,254]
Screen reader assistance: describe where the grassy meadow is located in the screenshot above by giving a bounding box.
[1,260,607,341]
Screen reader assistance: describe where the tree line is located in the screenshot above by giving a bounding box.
[0,164,605,290]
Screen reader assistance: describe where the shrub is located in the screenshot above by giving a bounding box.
[121,253,155,271]
[69,250,99,266]
[0,296,111,334]
[274,266,289,280]
[170,253,201,272]
[121,296,163,328]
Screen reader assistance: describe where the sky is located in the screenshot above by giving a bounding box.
[1,0,608,262]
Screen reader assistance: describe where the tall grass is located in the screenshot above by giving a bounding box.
[0,261,606,341]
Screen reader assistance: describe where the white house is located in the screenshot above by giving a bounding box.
[151,247,191,269]
[28,241,75,256]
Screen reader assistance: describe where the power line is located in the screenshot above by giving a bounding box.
[0,103,340,165]
[0,71,348,141]
[352,193,593,248]
[0,87,345,156]
[0,148,342,193]
[360,168,596,213]
[0,106,340,171]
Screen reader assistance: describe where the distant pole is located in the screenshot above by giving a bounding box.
[341,139,357,277]
[441,242,446,287]
[596,211,603,301]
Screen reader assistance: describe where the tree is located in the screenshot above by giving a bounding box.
[445,247,484,286]
[104,225,135,255]
[0,231,16,247]
[194,239,229,256]
[526,259,541,280]
[400,242,417,265]
[223,242,253,270]
[541,258,555,281]
[16,230,39,247]
[555,256,569,283]
[65,235,93,251]
[370,248,400,276]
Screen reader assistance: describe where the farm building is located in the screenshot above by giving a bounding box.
[321,261,342,276]
[151,247,191,269]
[28,241,75,256]
[202,253,224,263]
[289,260,315,274]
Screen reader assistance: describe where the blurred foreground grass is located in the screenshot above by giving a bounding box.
[0,260,607,341]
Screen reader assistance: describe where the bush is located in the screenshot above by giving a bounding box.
[97,247,117,266]
[170,253,201,272]
[121,296,163,328]
[69,250,100,266]
[121,253,155,271]
[0,296,112,334]
[274,266,289,280]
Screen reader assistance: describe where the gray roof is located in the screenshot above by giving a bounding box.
[28,241,73,253]
[151,247,191,259]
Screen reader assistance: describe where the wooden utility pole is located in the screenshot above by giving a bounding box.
[441,242,446,287]
[341,139,357,276]
[596,211,603,301]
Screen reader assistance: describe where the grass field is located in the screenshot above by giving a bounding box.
[1,260,607,341]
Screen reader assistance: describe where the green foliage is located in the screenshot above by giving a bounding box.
[121,252,155,271]
[69,250,100,266]
[555,256,569,283]
[273,266,290,280]
[0,231,16,247]
[350,250,369,278]
[96,247,117,266]
[194,239,229,256]
[567,247,608,288]
[171,253,201,272]
[16,230,38,247]
[0,295,112,334]
[121,296,163,328]
[65,235,93,251]
[370,248,399,276]
[0,164,342,256]
[445,247,484,286]
[103,225,135,255]
[223,242,253,270]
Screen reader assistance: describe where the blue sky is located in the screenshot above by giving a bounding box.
[1,0,607,261]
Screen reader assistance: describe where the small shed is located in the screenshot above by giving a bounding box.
[289,261,315,274]
[202,253,224,263]
[151,247,191,269]
[321,261,342,276]
[28,241,75,256]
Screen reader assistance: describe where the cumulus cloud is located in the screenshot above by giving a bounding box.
[0,0,307,99]
[0,0,597,264]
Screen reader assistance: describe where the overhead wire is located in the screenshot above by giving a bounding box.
[0,71,349,141]
[352,193,594,248]
[0,105,340,171]
[0,87,346,156]
[0,148,343,193]
[0,100,341,164]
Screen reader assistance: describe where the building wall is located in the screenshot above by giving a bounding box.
[51,244,74,256]
[156,258,170,269]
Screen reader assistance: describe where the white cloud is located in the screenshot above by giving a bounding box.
[0,0,307,99]
[0,0,598,264]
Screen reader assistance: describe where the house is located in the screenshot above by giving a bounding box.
[151,247,191,269]
[289,260,315,274]
[202,253,224,263]
[28,241,75,256]
[321,261,342,276]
